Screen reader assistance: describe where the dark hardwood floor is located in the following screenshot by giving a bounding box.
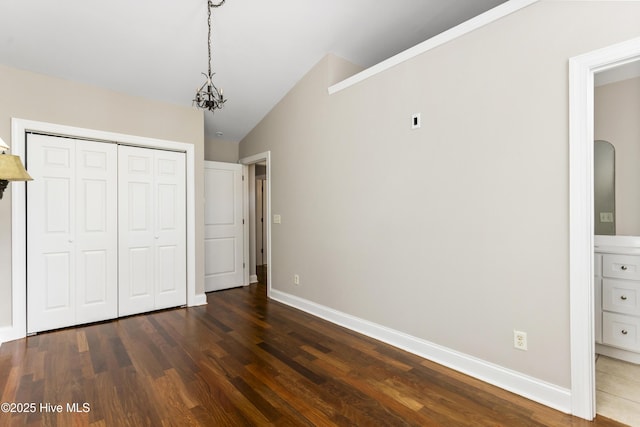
[0,283,627,426]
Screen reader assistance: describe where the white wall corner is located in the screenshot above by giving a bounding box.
[270,289,572,414]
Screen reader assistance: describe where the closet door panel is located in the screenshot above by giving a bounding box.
[27,135,76,333]
[75,141,118,324]
[154,151,186,310]
[119,146,156,316]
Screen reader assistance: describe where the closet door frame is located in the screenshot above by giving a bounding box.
[7,118,200,342]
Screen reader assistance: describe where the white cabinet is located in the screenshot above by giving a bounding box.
[595,246,640,363]
[27,135,186,333]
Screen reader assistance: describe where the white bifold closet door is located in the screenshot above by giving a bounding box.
[27,134,118,334]
[118,145,187,316]
[27,135,187,333]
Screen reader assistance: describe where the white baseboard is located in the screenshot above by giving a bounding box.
[0,325,23,348]
[270,289,571,414]
[597,343,640,364]
[250,274,258,284]
[191,293,208,306]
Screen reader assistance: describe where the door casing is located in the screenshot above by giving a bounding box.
[240,152,272,297]
[569,36,640,420]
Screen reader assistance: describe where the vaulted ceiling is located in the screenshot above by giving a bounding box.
[0,0,507,142]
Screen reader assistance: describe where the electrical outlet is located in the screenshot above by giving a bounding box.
[514,330,528,351]
[293,274,300,285]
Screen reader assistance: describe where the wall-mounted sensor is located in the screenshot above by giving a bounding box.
[411,113,421,129]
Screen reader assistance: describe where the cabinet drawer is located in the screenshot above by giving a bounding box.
[603,279,640,316]
[603,254,640,280]
[603,312,640,352]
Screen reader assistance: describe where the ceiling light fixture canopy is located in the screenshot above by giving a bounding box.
[193,0,227,113]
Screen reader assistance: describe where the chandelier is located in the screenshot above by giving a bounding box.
[193,0,227,112]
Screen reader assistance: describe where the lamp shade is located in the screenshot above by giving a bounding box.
[0,137,9,151]
[0,154,33,181]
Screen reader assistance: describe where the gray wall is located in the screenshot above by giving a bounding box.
[205,136,239,163]
[239,1,640,389]
[0,64,205,327]
[595,76,640,236]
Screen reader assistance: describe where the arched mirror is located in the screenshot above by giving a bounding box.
[594,139,615,235]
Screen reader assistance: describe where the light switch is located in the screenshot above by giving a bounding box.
[411,113,421,129]
[273,214,281,224]
[600,212,614,223]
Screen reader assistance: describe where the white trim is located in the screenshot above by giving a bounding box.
[250,274,259,284]
[5,118,202,345]
[569,36,640,420]
[328,0,539,94]
[239,151,272,297]
[270,289,571,413]
[596,343,640,365]
[0,327,13,347]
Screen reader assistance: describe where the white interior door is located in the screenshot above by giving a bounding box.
[204,161,244,292]
[27,134,117,333]
[118,146,186,316]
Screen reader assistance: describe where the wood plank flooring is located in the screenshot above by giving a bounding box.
[597,355,640,426]
[0,283,629,426]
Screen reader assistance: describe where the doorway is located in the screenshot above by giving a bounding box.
[592,60,640,424]
[569,36,640,420]
[240,152,272,297]
[255,164,267,286]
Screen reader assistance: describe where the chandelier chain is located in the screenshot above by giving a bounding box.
[207,1,224,79]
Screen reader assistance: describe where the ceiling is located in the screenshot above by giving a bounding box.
[0,0,507,143]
